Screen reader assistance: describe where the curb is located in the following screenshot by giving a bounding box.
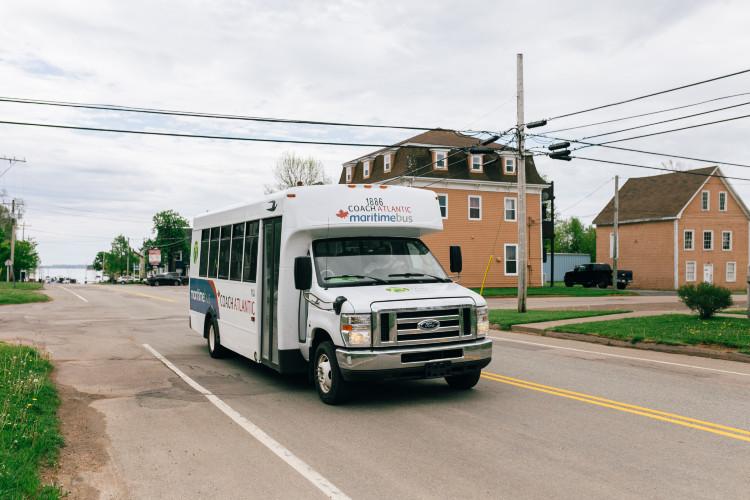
[507,325,750,364]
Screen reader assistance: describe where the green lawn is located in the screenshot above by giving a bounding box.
[552,314,750,353]
[0,282,50,306]
[489,309,630,330]
[0,343,63,498]
[476,283,637,298]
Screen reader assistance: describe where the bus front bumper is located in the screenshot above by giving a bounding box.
[336,338,493,382]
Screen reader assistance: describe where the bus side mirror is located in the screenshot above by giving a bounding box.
[449,246,463,274]
[294,256,313,290]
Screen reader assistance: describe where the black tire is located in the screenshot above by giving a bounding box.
[313,341,350,405]
[564,280,573,288]
[154,281,160,287]
[617,282,627,290]
[206,317,229,359]
[174,280,180,286]
[598,281,608,289]
[445,369,482,390]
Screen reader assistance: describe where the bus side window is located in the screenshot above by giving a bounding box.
[199,229,210,277]
[229,222,245,281]
[208,227,220,278]
[218,225,231,280]
[242,221,259,282]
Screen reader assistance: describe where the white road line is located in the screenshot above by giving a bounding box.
[489,336,750,378]
[142,344,350,500]
[60,286,89,303]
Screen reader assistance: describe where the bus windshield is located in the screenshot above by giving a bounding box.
[312,237,449,287]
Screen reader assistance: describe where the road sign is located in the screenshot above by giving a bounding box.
[148,248,161,266]
[4,259,11,266]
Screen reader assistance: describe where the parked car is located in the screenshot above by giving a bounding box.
[147,272,182,286]
[180,275,189,285]
[564,263,633,289]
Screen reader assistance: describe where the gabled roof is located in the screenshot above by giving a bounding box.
[593,166,739,225]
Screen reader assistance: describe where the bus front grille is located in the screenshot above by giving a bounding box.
[376,307,474,346]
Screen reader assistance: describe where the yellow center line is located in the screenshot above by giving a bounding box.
[480,373,750,444]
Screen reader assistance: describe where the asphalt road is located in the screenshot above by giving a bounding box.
[2,284,749,499]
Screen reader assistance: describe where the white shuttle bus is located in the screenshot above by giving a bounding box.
[189,184,492,404]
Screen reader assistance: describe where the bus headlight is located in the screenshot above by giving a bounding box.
[340,314,371,347]
[476,306,489,337]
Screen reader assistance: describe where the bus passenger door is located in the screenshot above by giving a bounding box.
[261,217,282,367]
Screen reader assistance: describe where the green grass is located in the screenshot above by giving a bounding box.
[475,283,637,298]
[0,343,63,498]
[551,314,750,352]
[0,282,50,306]
[489,309,630,330]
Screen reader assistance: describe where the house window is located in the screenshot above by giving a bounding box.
[683,230,694,250]
[345,166,352,183]
[471,154,483,172]
[383,154,392,173]
[468,195,482,220]
[722,231,732,251]
[685,261,696,282]
[703,230,713,250]
[719,191,727,211]
[504,244,518,275]
[504,197,517,221]
[726,262,737,282]
[363,160,371,178]
[701,190,710,211]
[434,151,448,170]
[504,157,516,174]
[437,194,448,219]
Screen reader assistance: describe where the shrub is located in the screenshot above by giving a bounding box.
[677,282,733,319]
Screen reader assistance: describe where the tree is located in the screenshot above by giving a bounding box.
[93,251,107,271]
[554,216,596,260]
[147,210,191,271]
[264,152,331,193]
[0,238,40,281]
[103,235,138,277]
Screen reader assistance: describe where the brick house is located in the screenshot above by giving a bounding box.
[338,129,548,287]
[593,166,749,290]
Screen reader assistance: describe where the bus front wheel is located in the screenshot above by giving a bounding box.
[313,341,350,405]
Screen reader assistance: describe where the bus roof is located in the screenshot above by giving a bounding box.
[193,184,443,235]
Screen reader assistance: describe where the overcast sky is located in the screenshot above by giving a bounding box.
[2,0,750,265]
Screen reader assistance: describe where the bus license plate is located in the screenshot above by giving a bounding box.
[425,361,451,377]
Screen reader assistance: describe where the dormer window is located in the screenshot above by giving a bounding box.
[470,154,483,172]
[383,153,392,173]
[363,160,371,178]
[345,166,352,183]
[504,157,516,174]
[432,150,449,170]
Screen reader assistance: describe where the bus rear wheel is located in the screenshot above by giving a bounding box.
[313,341,350,405]
[207,319,229,359]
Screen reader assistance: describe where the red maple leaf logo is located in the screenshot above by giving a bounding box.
[336,209,349,219]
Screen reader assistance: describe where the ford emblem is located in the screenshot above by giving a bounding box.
[418,319,440,331]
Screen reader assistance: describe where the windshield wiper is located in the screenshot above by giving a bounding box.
[324,274,388,284]
[388,273,449,282]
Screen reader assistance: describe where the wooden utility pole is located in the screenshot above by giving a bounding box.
[9,200,17,286]
[612,176,619,288]
[516,53,527,312]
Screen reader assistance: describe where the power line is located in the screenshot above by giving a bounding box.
[0,96,439,132]
[559,177,613,213]
[581,99,750,140]
[593,112,750,145]
[527,132,750,169]
[0,119,433,147]
[568,155,750,182]
[538,67,750,122]
[544,92,750,134]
